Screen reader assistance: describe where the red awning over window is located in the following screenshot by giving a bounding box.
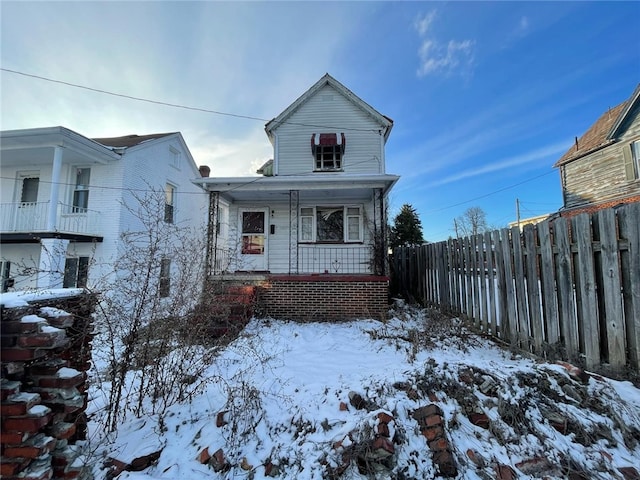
[311,133,346,149]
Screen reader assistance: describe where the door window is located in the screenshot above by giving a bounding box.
[241,211,265,255]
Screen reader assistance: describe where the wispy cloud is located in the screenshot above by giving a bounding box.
[424,141,569,188]
[414,10,475,77]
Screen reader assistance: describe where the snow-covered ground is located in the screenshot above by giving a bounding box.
[86,304,640,479]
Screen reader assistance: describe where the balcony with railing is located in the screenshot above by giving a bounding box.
[0,201,102,237]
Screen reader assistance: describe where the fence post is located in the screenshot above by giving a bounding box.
[553,217,579,361]
[485,231,497,336]
[511,226,529,350]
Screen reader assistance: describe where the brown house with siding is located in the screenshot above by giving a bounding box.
[554,83,640,216]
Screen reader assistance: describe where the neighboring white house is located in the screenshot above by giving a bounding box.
[195,74,399,277]
[0,126,208,294]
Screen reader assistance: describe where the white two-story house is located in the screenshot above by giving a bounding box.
[0,127,208,295]
[196,74,399,321]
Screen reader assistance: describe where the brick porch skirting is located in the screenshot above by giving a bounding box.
[257,275,389,321]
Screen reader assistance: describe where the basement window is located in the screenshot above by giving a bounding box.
[299,206,362,243]
[311,133,346,171]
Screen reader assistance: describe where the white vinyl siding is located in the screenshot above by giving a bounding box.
[274,85,383,176]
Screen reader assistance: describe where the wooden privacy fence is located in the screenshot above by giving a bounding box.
[391,202,640,372]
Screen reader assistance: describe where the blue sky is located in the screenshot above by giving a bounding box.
[1,1,638,241]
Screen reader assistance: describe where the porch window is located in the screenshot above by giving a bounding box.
[21,177,39,204]
[159,258,171,297]
[164,183,175,223]
[299,206,363,243]
[311,133,346,171]
[63,257,89,288]
[73,168,91,213]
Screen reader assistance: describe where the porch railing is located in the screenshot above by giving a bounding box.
[0,202,101,236]
[298,244,372,274]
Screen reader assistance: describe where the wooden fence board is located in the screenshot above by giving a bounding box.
[485,231,497,335]
[500,228,518,345]
[598,208,626,368]
[470,234,479,327]
[492,229,508,339]
[477,233,488,332]
[539,220,560,347]
[573,213,600,369]
[553,218,579,360]
[463,236,473,320]
[524,225,544,353]
[618,203,640,370]
[512,226,529,349]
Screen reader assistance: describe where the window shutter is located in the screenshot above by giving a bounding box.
[622,144,636,180]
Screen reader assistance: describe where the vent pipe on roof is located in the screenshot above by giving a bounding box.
[575,136,579,151]
[199,165,211,177]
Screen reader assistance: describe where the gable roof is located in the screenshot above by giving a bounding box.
[264,73,393,141]
[554,83,640,167]
[92,132,176,149]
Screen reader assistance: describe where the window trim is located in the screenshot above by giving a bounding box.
[298,205,363,243]
[630,140,640,180]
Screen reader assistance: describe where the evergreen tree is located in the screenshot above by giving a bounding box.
[390,204,425,249]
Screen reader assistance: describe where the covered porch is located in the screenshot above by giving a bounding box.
[196,174,398,277]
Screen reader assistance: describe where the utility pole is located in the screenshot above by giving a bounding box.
[454,218,459,238]
[516,198,521,230]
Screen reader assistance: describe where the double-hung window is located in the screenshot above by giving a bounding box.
[63,257,89,288]
[72,168,91,213]
[164,184,175,223]
[311,133,346,171]
[299,206,363,243]
[159,258,171,297]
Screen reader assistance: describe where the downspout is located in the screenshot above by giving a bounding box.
[47,146,63,231]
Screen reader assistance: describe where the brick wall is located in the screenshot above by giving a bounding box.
[1,292,96,480]
[258,275,389,321]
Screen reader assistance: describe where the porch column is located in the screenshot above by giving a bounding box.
[205,191,219,278]
[36,238,69,289]
[288,190,299,274]
[47,146,63,231]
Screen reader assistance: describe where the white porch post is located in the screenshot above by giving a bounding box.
[36,238,70,289]
[47,146,63,231]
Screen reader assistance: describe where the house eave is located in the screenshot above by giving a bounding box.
[0,126,121,165]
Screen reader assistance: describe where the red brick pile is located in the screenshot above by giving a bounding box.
[1,294,95,480]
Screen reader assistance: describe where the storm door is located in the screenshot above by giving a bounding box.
[239,209,268,271]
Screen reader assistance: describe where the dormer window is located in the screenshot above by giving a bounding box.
[311,133,345,171]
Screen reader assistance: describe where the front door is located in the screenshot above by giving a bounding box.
[239,209,268,271]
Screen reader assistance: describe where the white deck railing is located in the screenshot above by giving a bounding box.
[0,202,101,236]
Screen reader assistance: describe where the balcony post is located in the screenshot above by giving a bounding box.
[47,146,64,231]
[36,238,69,289]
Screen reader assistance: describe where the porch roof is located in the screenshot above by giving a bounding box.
[193,174,399,202]
[0,126,121,167]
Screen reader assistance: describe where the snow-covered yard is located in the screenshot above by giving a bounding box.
[87,304,640,479]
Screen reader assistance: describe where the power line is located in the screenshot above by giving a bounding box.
[421,169,557,215]
[0,67,380,133]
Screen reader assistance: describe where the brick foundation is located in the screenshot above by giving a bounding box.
[258,275,389,321]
